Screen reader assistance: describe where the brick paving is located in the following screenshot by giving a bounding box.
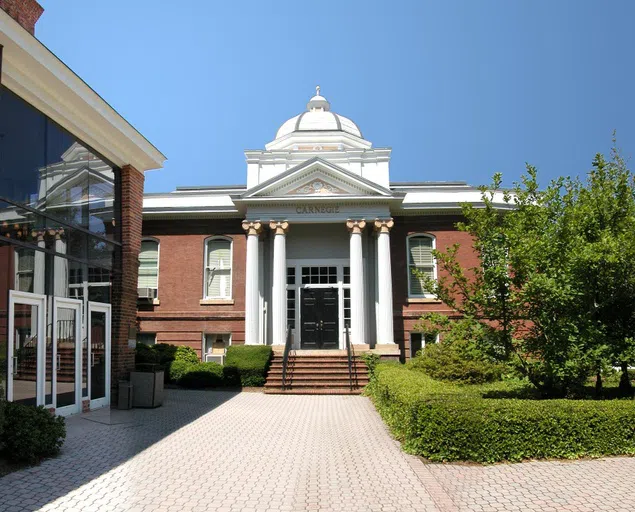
[0,390,633,511]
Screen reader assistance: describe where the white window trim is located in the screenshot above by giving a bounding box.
[14,249,32,292]
[202,332,232,363]
[203,236,233,300]
[410,331,440,358]
[139,237,160,295]
[137,332,157,345]
[406,233,437,298]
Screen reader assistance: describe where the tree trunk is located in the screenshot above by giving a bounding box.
[595,370,603,398]
[619,361,633,397]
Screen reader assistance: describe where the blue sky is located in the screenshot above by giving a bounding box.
[38,0,635,193]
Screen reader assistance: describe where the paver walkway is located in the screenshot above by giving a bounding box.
[0,390,633,512]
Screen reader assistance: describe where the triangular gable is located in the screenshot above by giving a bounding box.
[37,167,115,209]
[241,157,393,199]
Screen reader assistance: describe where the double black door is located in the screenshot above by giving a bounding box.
[300,288,339,349]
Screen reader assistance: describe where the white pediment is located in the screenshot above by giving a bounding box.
[241,157,393,199]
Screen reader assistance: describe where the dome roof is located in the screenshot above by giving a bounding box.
[275,86,363,140]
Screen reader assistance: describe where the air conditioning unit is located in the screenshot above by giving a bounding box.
[137,287,157,300]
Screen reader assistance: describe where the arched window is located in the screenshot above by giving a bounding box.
[407,234,436,297]
[205,237,232,299]
[138,239,159,293]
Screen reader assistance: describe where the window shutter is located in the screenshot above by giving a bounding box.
[408,236,434,296]
[138,240,158,289]
[206,239,232,298]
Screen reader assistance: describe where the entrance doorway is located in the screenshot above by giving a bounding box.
[53,297,82,416]
[88,302,111,409]
[7,291,46,406]
[300,287,339,349]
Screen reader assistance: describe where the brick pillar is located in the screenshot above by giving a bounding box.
[111,164,144,403]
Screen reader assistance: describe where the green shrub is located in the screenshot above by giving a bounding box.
[135,343,160,365]
[360,353,382,378]
[367,363,635,463]
[169,360,196,383]
[136,343,200,382]
[225,345,273,387]
[178,362,224,388]
[410,342,505,384]
[1,402,66,463]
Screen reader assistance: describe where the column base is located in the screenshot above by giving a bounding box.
[371,344,401,360]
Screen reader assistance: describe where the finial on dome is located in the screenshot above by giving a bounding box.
[307,85,330,112]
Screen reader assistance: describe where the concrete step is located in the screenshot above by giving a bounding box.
[265,380,368,388]
[266,376,369,384]
[268,369,368,376]
[264,387,364,395]
[271,361,366,368]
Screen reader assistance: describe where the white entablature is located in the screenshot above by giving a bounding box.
[245,87,391,189]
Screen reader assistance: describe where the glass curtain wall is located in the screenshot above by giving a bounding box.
[0,84,121,403]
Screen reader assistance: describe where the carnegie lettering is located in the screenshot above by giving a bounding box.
[295,205,340,214]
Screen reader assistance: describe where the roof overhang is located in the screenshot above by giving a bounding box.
[0,10,166,172]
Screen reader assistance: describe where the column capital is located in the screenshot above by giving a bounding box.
[269,220,289,235]
[31,230,46,242]
[346,219,366,234]
[374,218,394,234]
[242,220,263,236]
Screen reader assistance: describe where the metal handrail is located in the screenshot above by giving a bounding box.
[345,325,353,391]
[281,325,293,391]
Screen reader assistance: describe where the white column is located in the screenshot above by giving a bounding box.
[33,231,46,294]
[54,229,68,298]
[347,219,366,345]
[270,220,289,345]
[242,221,262,345]
[375,219,395,344]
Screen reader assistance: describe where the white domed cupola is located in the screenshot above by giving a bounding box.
[271,86,364,144]
[306,86,331,112]
[250,86,390,190]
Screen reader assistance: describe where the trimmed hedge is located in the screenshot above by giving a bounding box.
[367,364,635,463]
[136,343,199,383]
[136,343,273,388]
[224,345,272,387]
[169,359,196,383]
[178,362,224,388]
[1,402,66,463]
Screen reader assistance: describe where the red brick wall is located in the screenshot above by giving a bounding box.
[137,214,477,361]
[111,165,144,391]
[137,218,247,359]
[0,0,43,34]
[391,215,479,358]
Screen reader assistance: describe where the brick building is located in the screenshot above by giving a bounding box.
[0,1,165,415]
[138,88,503,360]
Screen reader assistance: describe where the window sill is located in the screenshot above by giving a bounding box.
[407,297,442,304]
[200,299,235,305]
[138,297,160,305]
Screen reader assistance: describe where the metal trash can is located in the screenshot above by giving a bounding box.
[118,380,134,410]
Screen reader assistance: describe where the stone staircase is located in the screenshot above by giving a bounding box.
[264,350,369,395]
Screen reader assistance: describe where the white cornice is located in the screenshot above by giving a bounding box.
[0,10,166,172]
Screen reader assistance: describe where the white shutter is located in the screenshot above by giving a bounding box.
[138,240,158,288]
[408,236,434,296]
[206,239,232,298]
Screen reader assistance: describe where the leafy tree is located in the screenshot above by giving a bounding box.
[566,146,635,396]
[419,145,635,396]
[418,167,594,396]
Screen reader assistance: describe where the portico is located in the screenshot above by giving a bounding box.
[241,213,396,350]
